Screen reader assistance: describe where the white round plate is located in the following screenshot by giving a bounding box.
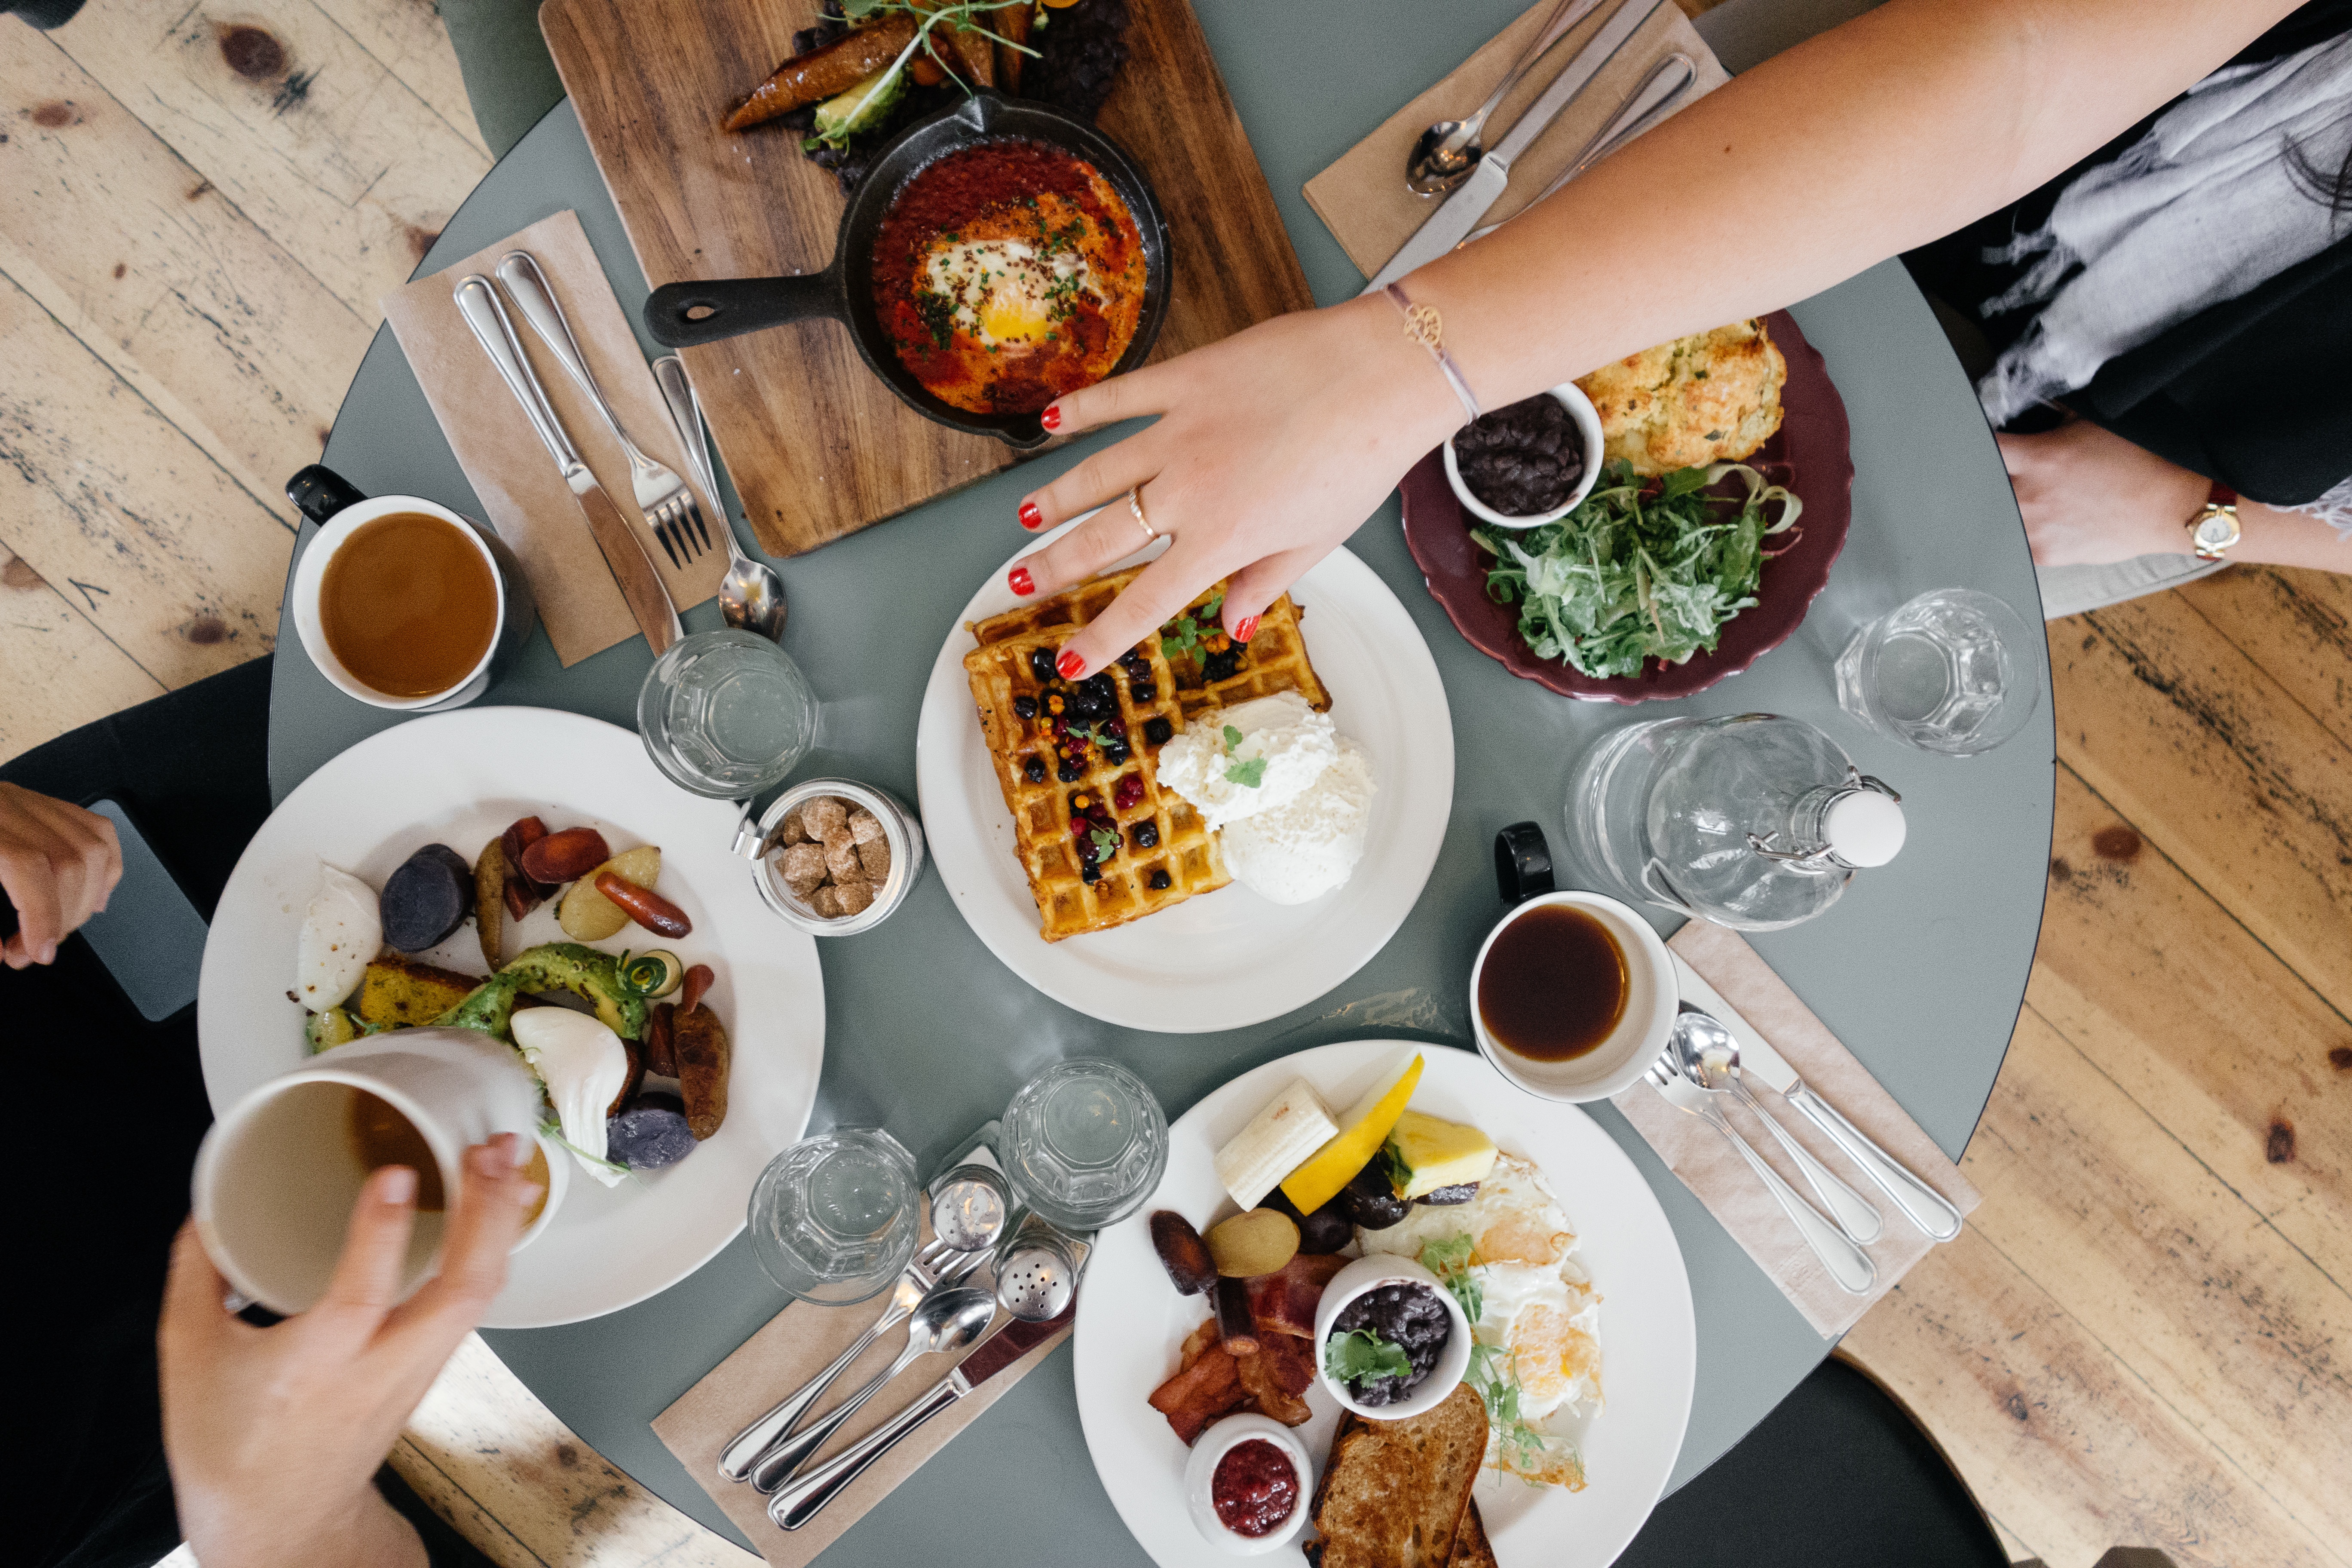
[196,707,826,1328]
[915,522,1453,1032]
[1073,1041,1696,1568]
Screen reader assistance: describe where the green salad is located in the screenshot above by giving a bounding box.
[1470,459,1801,680]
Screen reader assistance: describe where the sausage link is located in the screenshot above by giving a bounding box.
[679,962,715,1017]
[595,870,693,938]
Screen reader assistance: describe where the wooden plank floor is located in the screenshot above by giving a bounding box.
[7,4,2348,1566]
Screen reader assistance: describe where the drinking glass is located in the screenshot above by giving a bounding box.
[747,1128,920,1305]
[1834,587,2039,756]
[637,629,818,798]
[999,1059,1168,1232]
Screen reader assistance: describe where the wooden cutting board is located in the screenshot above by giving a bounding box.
[541,0,1314,557]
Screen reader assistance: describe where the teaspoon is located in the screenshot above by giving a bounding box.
[1407,0,1601,195]
[1672,1008,1884,1244]
[651,355,789,642]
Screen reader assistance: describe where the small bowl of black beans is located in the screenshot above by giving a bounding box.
[1312,1253,1473,1421]
[1443,383,1605,529]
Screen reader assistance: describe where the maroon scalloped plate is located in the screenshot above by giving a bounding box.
[1400,309,1853,704]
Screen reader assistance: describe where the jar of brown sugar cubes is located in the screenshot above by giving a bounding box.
[751,780,925,935]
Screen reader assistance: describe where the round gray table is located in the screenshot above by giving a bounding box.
[273,0,2052,1557]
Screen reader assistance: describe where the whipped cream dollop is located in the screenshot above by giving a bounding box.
[1155,691,1377,903]
[1153,692,1339,832]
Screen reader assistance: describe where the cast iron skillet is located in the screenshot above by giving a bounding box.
[644,91,1170,450]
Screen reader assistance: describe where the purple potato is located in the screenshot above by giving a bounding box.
[380,843,474,952]
[607,1097,695,1170]
[1264,1186,1353,1255]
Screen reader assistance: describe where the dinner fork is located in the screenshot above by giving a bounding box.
[1645,1054,1876,1295]
[493,250,710,570]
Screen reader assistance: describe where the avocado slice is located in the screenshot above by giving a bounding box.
[431,942,647,1041]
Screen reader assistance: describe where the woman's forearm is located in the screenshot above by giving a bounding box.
[2231,501,2352,573]
[1409,0,2301,408]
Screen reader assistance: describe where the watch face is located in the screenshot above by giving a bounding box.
[2195,514,2238,550]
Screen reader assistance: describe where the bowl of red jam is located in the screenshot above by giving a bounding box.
[1182,1412,1311,1555]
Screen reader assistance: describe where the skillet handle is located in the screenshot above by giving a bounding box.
[644,276,836,348]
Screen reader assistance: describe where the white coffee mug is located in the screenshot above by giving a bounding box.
[191,1027,541,1314]
[286,468,535,712]
[1468,890,1677,1102]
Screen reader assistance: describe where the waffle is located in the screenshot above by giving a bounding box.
[970,572,1330,722]
[964,627,1228,941]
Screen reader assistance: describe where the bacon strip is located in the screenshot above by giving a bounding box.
[1244,1252,1350,1338]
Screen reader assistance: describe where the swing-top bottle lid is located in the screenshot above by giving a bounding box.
[1825,787,1906,868]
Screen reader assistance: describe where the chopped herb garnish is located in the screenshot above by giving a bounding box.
[1323,1329,1412,1387]
[1224,756,1268,789]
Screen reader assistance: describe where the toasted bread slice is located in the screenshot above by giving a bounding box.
[1306,1384,1488,1568]
[1450,1501,1498,1568]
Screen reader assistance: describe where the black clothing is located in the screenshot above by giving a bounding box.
[1905,0,2352,506]
[9,658,491,1568]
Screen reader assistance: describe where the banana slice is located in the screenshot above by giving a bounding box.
[1213,1077,1338,1211]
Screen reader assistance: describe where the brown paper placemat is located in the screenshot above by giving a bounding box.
[1304,0,1730,281]
[653,1283,1071,1565]
[382,210,725,667]
[1609,922,1981,1338]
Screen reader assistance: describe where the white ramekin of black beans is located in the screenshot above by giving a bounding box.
[1312,1253,1473,1421]
[1443,382,1605,528]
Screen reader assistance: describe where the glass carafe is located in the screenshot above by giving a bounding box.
[1564,713,1905,931]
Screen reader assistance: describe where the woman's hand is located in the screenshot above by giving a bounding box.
[161,1136,540,1568]
[1999,417,2210,567]
[1005,294,1462,677]
[0,782,122,968]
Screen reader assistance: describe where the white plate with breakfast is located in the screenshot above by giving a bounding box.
[914,519,1453,1032]
[197,707,826,1328]
[1072,1040,1696,1567]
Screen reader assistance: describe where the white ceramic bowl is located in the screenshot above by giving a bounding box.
[1312,1253,1473,1421]
[1442,382,1605,529]
[289,493,533,711]
[1469,890,1677,1102]
[1181,1412,1314,1556]
[752,779,927,936]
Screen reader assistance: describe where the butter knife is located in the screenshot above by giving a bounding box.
[1672,953,1964,1241]
[453,275,681,655]
[768,1302,1073,1531]
[1363,0,1668,294]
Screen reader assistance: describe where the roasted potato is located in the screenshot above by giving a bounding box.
[672,1003,730,1140]
[356,954,482,1029]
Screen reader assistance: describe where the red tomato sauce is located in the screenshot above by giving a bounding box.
[870,138,1147,416]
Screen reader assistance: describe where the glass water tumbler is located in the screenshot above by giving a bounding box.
[1000,1059,1169,1232]
[747,1127,920,1305]
[637,628,818,798]
[1834,587,2038,756]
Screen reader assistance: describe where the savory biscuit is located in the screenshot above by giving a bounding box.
[1576,318,1787,474]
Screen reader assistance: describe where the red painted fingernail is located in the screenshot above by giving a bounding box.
[1057,650,1084,679]
[1009,567,1034,597]
[1041,404,1062,432]
[1019,501,1044,530]
[1234,615,1259,643]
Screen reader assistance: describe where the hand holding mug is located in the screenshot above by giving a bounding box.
[160,1136,539,1568]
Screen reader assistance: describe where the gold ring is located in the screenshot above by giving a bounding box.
[1127,487,1157,542]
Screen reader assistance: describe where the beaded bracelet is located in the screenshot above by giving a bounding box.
[1383,283,1481,425]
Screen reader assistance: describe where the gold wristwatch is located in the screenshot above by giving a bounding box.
[2187,481,2240,561]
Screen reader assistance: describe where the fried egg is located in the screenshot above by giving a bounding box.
[922,238,1096,348]
[1357,1152,1602,1487]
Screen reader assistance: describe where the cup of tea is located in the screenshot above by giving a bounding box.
[1468,890,1677,1102]
[285,464,535,712]
[190,1026,543,1314]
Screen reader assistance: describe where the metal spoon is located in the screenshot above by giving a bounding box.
[651,354,788,641]
[1407,0,1602,194]
[718,1174,1009,1483]
[1462,53,1697,243]
[749,1286,997,1492]
[1673,1009,1884,1244]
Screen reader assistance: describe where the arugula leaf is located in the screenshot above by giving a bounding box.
[1225,756,1268,788]
[1324,1329,1412,1388]
[1470,459,1801,680]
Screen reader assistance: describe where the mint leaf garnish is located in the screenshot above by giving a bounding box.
[1225,756,1268,788]
[1222,724,1242,750]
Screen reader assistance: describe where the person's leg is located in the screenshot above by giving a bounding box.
[439,0,568,159]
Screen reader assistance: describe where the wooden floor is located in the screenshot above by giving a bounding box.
[8,5,2348,1567]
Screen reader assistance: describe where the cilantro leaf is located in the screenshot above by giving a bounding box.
[1225,756,1268,788]
[1323,1329,1412,1388]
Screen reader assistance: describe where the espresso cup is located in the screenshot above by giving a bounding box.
[1468,890,1677,1102]
[190,1027,542,1314]
[285,464,534,712]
